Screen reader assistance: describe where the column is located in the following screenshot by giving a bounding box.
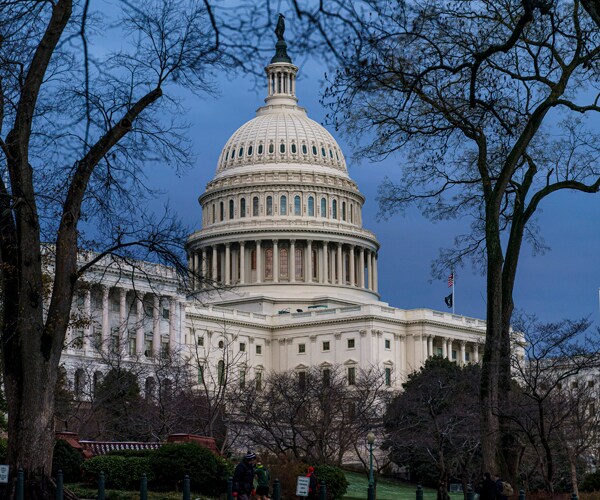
[336,243,343,284]
[256,240,262,283]
[306,240,313,283]
[366,250,373,290]
[273,239,279,283]
[201,248,208,289]
[225,243,231,285]
[102,286,110,351]
[321,241,328,284]
[427,336,434,358]
[119,288,127,350]
[153,295,160,357]
[169,296,177,352]
[447,339,453,360]
[136,296,145,356]
[460,341,466,366]
[442,337,448,358]
[239,242,246,284]
[349,245,355,286]
[290,240,296,283]
[84,289,91,352]
[474,344,480,363]
[373,252,379,292]
[212,245,218,283]
[188,253,194,289]
[359,247,365,288]
[193,252,200,289]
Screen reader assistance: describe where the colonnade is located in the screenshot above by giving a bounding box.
[67,284,183,358]
[188,239,378,292]
[421,334,480,364]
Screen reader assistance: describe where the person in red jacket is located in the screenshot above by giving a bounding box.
[306,466,319,500]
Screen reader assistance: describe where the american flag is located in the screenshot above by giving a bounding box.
[447,273,454,288]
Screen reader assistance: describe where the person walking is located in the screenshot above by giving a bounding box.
[477,472,497,500]
[232,452,257,500]
[255,462,270,500]
[306,466,319,500]
[495,473,508,500]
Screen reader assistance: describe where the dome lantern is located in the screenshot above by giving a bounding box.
[265,14,298,107]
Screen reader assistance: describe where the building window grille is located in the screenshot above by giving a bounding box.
[308,196,314,216]
[266,196,273,215]
[347,367,356,386]
[252,196,259,216]
[240,342,246,352]
[280,248,289,278]
[298,343,306,354]
[240,198,246,218]
[332,200,337,219]
[295,248,303,279]
[265,249,273,279]
[220,201,224,221]
[256,344,262,355]
[347,338,355,349]
[342,202,346,221]
[385,339,391,349]
[229,200,234,219]
[294,195,301,215]
[322,341,330,352]
[280,195,287,215]
[320,198,327,217]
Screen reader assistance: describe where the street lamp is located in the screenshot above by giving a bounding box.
[367,431,375,500]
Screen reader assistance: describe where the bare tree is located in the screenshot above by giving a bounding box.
[0,1,274,495]
[508,314,600,495]
[234,365,393,467]
[277,0,600,481]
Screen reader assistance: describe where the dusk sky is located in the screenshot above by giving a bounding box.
[145,49,600,327]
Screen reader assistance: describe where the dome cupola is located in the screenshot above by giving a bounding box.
[187,17,380,306]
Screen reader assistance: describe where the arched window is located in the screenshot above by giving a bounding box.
[302,144,308,155]
[342,201,346,221]
[321,147,326,157]
[280,143,286,154]
[74,369,85,399]
[145,377,156,398]
[312,145,318,156]
[212,204,215,223]
[229,199,234,219]
[218,360,225,386]
[266,196,273,216]
[247,145,253,156]
[308,196,315,216]
[320,198,327,217]
[291,143,297,154]
[265,249,273,279]
[280,195,287,215]
[269,143,274,154]
[219,201,224,221]
[280,248,288,278]
[258,144,264,155]
[295,248,303,279]
[240,198,246,218]
[350,203,354,223]
[329,149,333,158]
[294,195,301,215]
[225,150,229,161]
[238,147,244,157]
[332,200,337,219]
[253,196,259,216]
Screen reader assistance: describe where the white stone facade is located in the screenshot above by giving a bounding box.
[60,39,487,393]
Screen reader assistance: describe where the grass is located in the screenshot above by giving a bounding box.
[67,483,216,500]
[343,471,464,500]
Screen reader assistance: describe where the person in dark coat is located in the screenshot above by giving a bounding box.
[495,473,508,500]
[477,472,498,500]
[232,452,257,500]
[306,466,319,500]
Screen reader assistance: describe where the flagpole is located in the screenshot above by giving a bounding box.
[452,270,455,315]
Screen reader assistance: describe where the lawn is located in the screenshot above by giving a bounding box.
[343,471,464,500]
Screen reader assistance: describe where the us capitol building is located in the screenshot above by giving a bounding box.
[61,28,486,395]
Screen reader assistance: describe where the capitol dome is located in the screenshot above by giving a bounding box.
[186,27,380,307]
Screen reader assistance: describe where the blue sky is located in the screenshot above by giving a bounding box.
[146,54,600,326]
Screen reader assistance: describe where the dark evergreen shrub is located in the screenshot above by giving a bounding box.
[52,440,83,482]
[81,455,153,490]
[314,464,349,500]
[149,442,232,495]
[581,471,600,492]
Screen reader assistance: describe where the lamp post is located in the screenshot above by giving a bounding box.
[367,431,375,500]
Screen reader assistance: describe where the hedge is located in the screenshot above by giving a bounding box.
[149,442,232,496]
[52,440,83,482]
[314,464,349,500]
[81,455,153,490]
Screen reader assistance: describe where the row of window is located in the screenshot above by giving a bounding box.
[298,338,391,354]
[203,363,393,389]
[207,195,358,224]
[197,336,264,356]
[223,141,341,164]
